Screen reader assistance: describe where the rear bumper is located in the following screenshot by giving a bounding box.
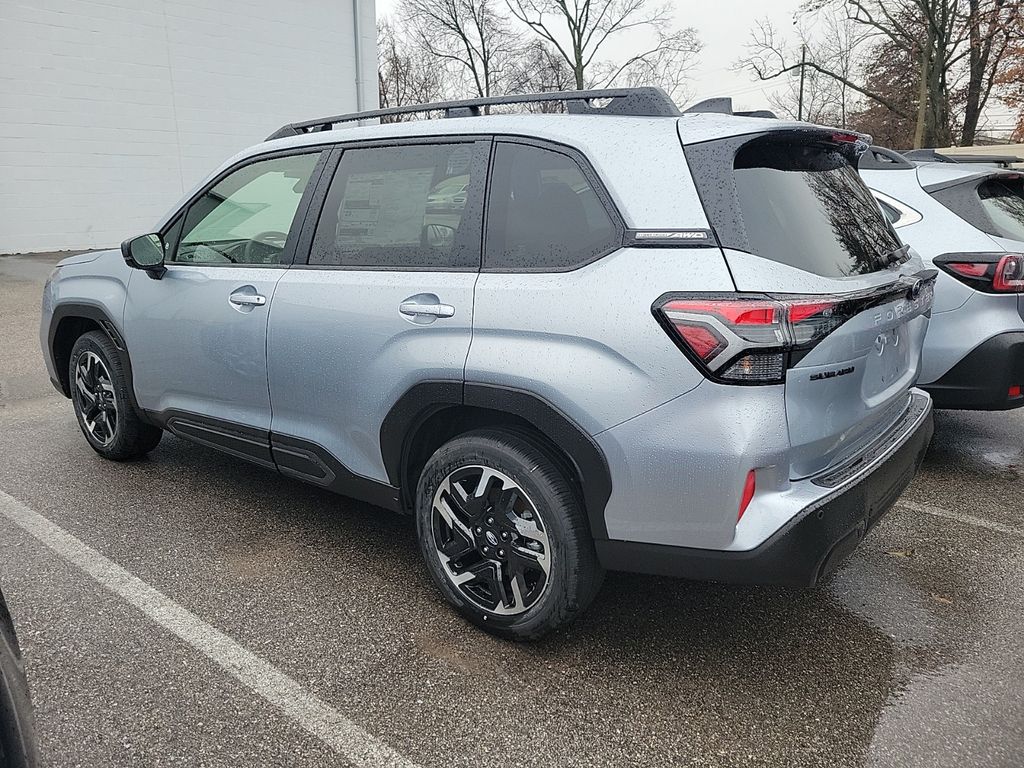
[596,395,934,586]
[922,331,1024,410]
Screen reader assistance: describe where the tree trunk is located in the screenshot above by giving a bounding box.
[573,34,584,90]
[932,59,952,146]
[913,35,932,148]
[961,0,986,146]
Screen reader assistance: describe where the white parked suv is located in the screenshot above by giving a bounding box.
[862,147,1024,410]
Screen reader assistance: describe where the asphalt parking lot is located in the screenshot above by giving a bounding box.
[1,251,1022,768]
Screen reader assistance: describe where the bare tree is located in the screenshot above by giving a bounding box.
[377,18,450,118]
[958,0,1023,144]
[744,12,864,127]
[506,40,576,105]
[740,0,1023,147]
[505,0,701,99]
[848,38,920,146]
[399,0,522,99]
[997,41,1024,141]
[834,0,1021,146]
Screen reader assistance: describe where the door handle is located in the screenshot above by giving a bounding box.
[229,292,267,306]
[399,301,455,318]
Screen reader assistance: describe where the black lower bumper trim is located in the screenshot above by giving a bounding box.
[923,331,1024,411]
[596,402,934,587]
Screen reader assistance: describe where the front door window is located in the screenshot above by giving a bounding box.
[173,153,320,265]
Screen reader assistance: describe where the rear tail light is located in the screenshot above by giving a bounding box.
[935,253,1024,293]
[994,255,1024,292]
[654,279,935,385]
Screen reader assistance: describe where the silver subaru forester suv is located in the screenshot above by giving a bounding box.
[41,89,936,639]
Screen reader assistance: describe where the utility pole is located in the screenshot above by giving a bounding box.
[797,44,807,121]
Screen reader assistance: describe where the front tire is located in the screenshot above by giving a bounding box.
[415,429,603,640]
[69,331,162,460]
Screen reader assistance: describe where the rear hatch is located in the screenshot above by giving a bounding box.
[681,128,935,479]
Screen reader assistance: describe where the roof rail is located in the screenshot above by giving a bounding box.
[940,153,1021,168]
[682,97,778,119]
[265,87,680,141]
[860,145,916,170]
[899,149,1023,168]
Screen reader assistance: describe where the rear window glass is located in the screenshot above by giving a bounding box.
[978,177,1024,241]
[733,142,904,278]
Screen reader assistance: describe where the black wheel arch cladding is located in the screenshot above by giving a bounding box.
[380,382,614,539]
[48,303,145,417]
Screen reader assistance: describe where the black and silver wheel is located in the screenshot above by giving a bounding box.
[73,350,117,446]
[69,331,162,461]
[416,430,603,640]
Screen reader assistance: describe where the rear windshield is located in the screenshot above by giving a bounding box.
[732,142,904,277]
[978,177,1024,241]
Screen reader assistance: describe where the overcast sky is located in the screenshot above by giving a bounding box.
[373,0,800,111]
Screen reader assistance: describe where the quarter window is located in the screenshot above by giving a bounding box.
[173,153,320,265]
[484,142,619,271]
[310,142,485,269]
[877,199,901,225]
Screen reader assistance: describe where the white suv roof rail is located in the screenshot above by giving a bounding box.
[265,87,681,141]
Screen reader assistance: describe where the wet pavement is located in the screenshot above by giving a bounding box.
[1,251,1021,767]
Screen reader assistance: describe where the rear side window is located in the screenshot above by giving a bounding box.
[310,142,486,269]
[978,177,1024,241]
[484,142,619,271]
[686,135,905,278]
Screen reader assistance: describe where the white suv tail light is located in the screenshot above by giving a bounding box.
[936,253,1024,293]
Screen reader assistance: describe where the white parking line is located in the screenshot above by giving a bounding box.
[0,490,419,768]
[898,499,1024,537]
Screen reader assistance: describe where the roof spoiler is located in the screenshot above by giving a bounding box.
[682,97,778,119]
[859,146,917,170]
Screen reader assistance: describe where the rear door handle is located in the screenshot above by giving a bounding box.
[399,301,455,318]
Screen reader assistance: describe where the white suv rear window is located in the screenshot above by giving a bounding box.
[733,142,904,278]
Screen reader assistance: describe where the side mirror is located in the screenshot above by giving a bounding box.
[121,234,166,279]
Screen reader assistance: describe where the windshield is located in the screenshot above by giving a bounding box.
[733,141,904,278]
[978,177,1024,241]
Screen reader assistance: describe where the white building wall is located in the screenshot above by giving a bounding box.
[0,0,377,253]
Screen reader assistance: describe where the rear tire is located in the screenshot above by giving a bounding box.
[415,429,603,640]
[69,331,162,461]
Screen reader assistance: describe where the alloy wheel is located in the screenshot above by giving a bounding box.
[431,466,551,616]
[74,351,117,446]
